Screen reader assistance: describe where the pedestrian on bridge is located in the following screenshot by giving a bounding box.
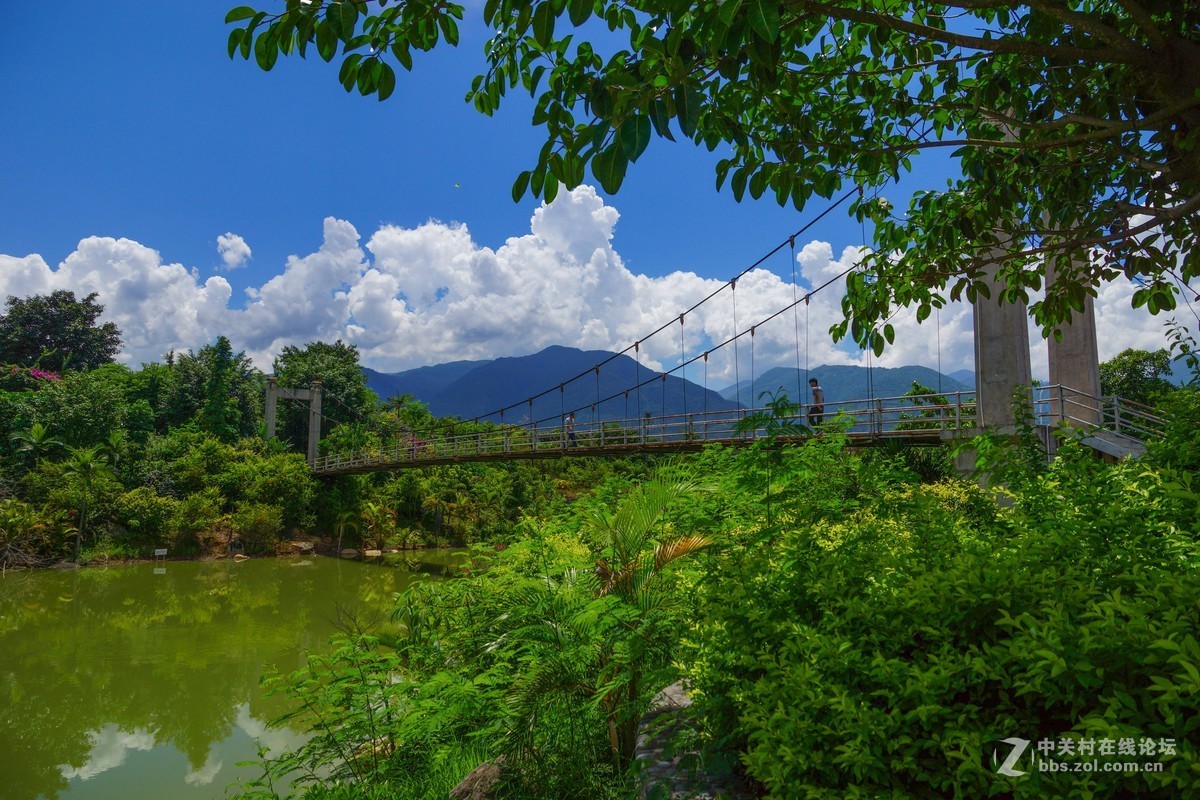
[807,378,825,428]
[565,412,577,447]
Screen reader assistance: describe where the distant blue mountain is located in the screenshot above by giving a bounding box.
[363,345,740,425]
[718,364,971,409]
[364,360,485,402]
[948,369,976,388]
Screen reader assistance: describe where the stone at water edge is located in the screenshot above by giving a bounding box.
[363,549,383,557]
[339,549,359,558]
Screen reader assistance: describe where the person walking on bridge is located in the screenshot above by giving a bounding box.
[807,378,825,428]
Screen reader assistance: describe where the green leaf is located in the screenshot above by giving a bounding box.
[746,0,780,42]
[512,170,532,202]
[392,40,413,71]
[619,116,651,162]
[648,98,674,141]
[731,166,749,200]
[718,0,743,26]
[316,22,338,62]
[337,0,360,44]
[227,28,246,60]
[674,86,701,139]
[568,0,592,26]
[255,32,279,71]
[377,63,396,101]
[592,144,629,194]
[438,15,460,46]
[339,53,363,92]
[533,2,556,47]
[225,6,257,23]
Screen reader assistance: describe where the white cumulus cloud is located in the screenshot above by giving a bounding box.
[0,186,1192,388]
[216,232,252,269]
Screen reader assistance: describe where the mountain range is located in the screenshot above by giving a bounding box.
[364,345,741,425]
[719,364,972,409]
[364,346,973,424]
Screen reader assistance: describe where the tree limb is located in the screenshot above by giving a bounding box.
[793,0,1152,66]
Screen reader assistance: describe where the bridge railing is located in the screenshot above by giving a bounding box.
[1032,384,1166,441]
[310,390,981,473]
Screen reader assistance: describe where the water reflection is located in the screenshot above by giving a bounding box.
[0,553,461,800]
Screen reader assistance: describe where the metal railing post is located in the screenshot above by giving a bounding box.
[1113,397,1123,436]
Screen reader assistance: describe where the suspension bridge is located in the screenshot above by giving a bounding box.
[263,188,1166,475]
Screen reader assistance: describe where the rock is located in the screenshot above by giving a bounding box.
[51,561,81,570]
[636,682,754,800]
[363,549,382,557]
[233,553,250,562]
[450,755,506,800]
[290,540,315,553]
[339,548,359,559]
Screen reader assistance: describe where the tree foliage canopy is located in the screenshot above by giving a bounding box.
[1099,347,1175,406]
[0,291,121,372]
[273,339,376,449]
[228,0,1200,349]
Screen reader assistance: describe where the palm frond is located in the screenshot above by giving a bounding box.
[653,534,711,571]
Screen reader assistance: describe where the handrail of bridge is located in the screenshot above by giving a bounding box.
[1033,384,1167,442]
[310,390,983,474]
[310,385,1167,474]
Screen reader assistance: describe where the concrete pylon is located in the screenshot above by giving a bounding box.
[307,382,322,465]
[972,251,1033,431]
[264,377,324,465]
[1046,258,1102,426]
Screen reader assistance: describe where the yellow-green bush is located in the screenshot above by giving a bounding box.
[230,502,284,553]
[114,487,178,551]
[687,448,1200,798]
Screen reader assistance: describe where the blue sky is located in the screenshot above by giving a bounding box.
[0,2,1180,381]
[3,2,894,285]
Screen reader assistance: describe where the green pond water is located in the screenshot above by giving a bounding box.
[0,553,463,800]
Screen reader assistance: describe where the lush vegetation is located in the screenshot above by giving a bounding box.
[229,387,1200,799]
[0,295,616,568]
[5,290,1200,798]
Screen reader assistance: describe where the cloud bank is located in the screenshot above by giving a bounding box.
[0,186,1190,385]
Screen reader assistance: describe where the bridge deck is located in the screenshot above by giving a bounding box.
[313,429,955,475]
[309,387,1162,476]
[312,393,973,476]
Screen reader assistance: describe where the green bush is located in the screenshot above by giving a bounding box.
[0,497,67,567]
[228,453,316,531]
[230,502,284,553]
[1147,388,1200,473]
[170,487,226,553]
[686,444,1200,798]
[114,487,178,551]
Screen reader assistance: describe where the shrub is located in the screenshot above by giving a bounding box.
[1147,388,1200,473]
[114,487,178,551]
[231,502,284,554]
[170,487,226,553]
[686,445,1200,798]
[0,497,66,567]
